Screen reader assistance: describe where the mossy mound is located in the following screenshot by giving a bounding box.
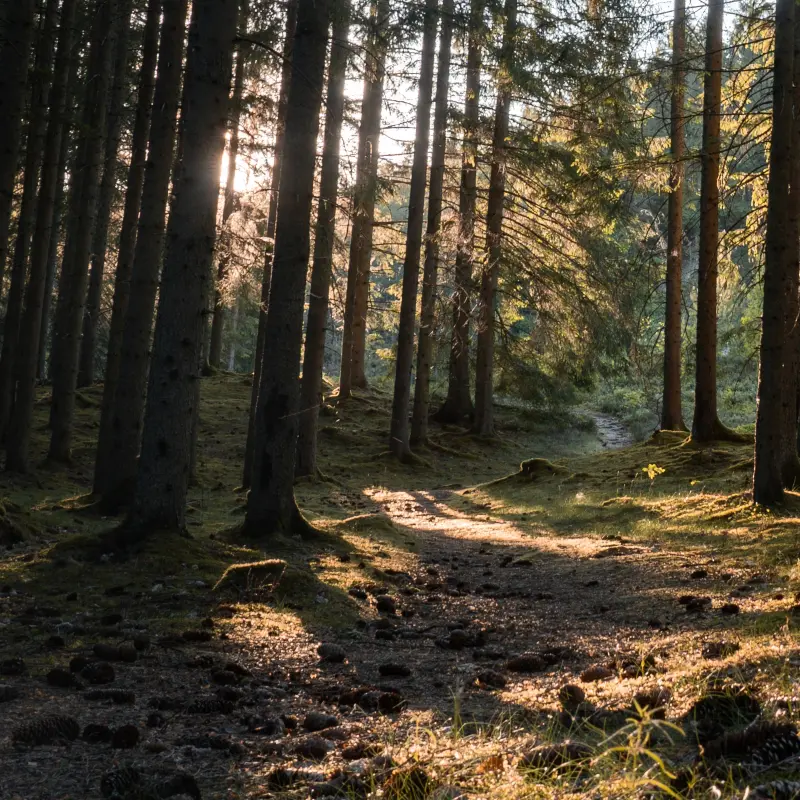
[519,458,570,479]
[339,513,397,534]
[213,559,287,595]
[0,501,43,548]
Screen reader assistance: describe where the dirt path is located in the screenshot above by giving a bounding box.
[588,411,634,450]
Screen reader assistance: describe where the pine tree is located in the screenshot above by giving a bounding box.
[410,0,454,446]
[245,0,331,535]
[295,0,352,478]
[753,0,796,504]
[48,0,118,463]
[242,0,298,489]
[128,0,238,532]
[389,0,439,460]
[78,0,135,388]
[95,0,188,506]
[661,0,686,432]
[5,0,80,473]
[208,0,250,371]
[339,0,390,401]
[691,0,727,442]
[0,0,36,293]
[436,0,482,424]
[473,0,517,436]
[93,0,162,490]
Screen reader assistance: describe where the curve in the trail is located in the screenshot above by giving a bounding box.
[589,411,634,450]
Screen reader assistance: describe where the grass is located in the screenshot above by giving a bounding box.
[3,376,800,798]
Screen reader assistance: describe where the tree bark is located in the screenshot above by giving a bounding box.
[389,0,439,460]
[77,0,135,388]
[338,0,389,400]
[93,0,161,491]
[410,0,454,446]
[0,0,59,439]
[661,0,686,431]
[473,0,516,437]
[5,0,79,472]
[48,0,117,463]
[245,0,331,536]
[753,0,795,505]
[97,0,188,506]
[437,0,482,424]
[0,0,36,293]
[208,0,249,370]
[295,0,351,478]
[691,0,726,442]
[242,0,297,489]
[128,0,237,533]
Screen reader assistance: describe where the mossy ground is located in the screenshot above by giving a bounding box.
[1,376,798,799]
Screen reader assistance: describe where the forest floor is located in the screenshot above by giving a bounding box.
[1,375,799,800]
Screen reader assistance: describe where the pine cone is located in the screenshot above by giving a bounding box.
[12,714,80,745]
[185,696,234,714]
[749,780,800,799]
[100,765,141,797]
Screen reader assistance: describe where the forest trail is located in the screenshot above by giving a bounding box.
[587,411,634,450]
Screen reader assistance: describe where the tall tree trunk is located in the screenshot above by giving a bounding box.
[5,0,79,472]
[691,0,726,442]
[783,15,800,484]
[410,0,454,446]
[227,296,239,370]
[753,0,795,505]
[473,0,516,436]
[77,0,135,388]
[93,0,161,491]
[242,0,297,488]
[128,0,237,533]
[97,0,188,506]
[389,0,439,460]
[0,0,59,439]
[38,54,78,381]
[437,0,482,424]
[48,0,117,462]
[208,0,250,370]
[661,0,686,431]
[338,0,389,400]
[245,0,331,536]
[295,0,351,478]
[0,0,36,293]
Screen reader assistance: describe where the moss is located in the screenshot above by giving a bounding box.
[213,559,287,594]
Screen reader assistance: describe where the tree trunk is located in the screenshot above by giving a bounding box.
[410,0,454,446]
[128,0,237,533]
[242,0,297,489]
[437,0,482,424]
[783,15,800,485]
[0,0,59,439]
[295,0,351,478]
[473,0,516,437]
[661,0,686,431]
[389,0,439,460]
[77,0,135,388]
[338,0,389,400]
[227,297,239,370]
[691,0,726,442]
[0,0,36,293]
[96,0,188,506]
[5,0,79,472]
[245,0,331,536]
[48,0,117,463]
[753,0,795,505]
[208,0,249,370]
[93,0,161,491]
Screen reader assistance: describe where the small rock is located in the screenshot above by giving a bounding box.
[375,595,397,614]
[111,724,139,749]
[303,711,339,732]
[580,665,614,683]
[318,643,346,663]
